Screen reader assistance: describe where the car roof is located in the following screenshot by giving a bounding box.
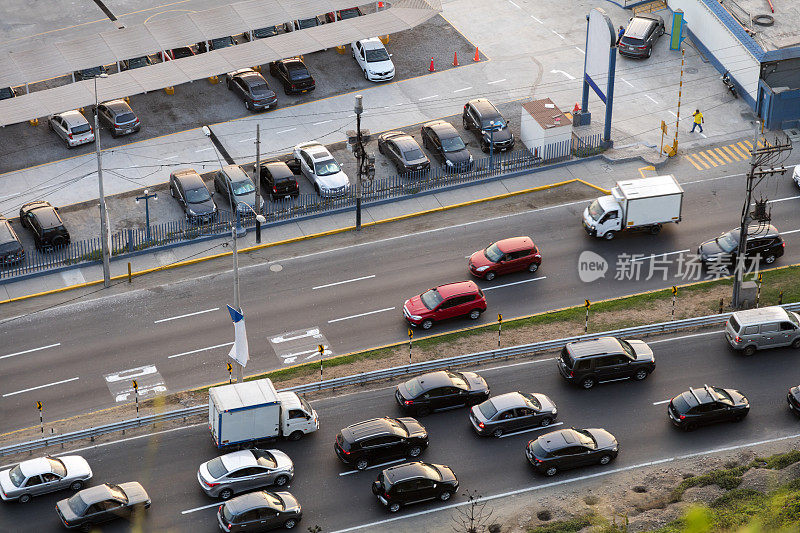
[489,392,527,411]
[412,371,457,391]
[77,484,117,504]
[263,161,294,178]
[19,457,53,477]
[435,280,480,298]
[281,57,305,67]
[299,143,333,160]
[625,16,660,39]
[359,37,385,49]
[172,168,203,185]
[748,224,780,238]
[21,201,62,228]
[566,337,623,358]
[222,164,249,180]
[0,218,20,244]
[495,236,534,253]
[220,450,257,471]
[424,120,459,137]
[384,462,439,483]
[390,134,420,151]
[538,429,583,452]
[238,72,267,85]
[731,306,791,325]
[342,417,407,441]
[678,385,719,407]
[57,110,89,126]
[467,98,501,118]
[226,491,281,514]
[101,99,131,113]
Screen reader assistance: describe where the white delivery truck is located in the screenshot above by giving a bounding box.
[582,175,684,240]
[209,378,319,448]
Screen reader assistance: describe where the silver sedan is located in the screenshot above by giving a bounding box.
[197,449,294,500]
[0,455,92,503]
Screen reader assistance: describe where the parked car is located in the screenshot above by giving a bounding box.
[788,385,800,416]
[260,162,299,200]
[334,417,428,471]
[557,336,655,389]
[403,280,486,330]
[217,491,301,532]
[724,306,800,356]
[0,217,24,267]
[526,427,618,476]
[420,120,473,172]
[351,38,395,82]
[170,168,217,223]
[698,224,785,265]
[468,236,541,281]
[377,131,430,174]
[793,165,800,187]
[293,142,349,197]
[396,370,489,416]
[226,68,278,111]
[19,200,71,250]
[284,17,323,32]
[120,56,153,70]
[372,462,458,513]
[97,99,140,137]
[73,65,108,81]
[0,86,17,100]
[214,165,257,214]
[56,482,150,530]
[163,47,195,60]
[462,98,515,153]
[470,391,557,437]
[252,26,280,39]
[325,7,363,22]
[48,109,94,148]
[197,36,236,53]
[618,13,665,58]
[269,58,315,94]
[0,455,92,503]
[668,384,750,431]
[197,449,294,500]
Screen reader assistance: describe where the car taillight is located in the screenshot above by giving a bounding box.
[782,242,785,248]
[734,336,741,342]
[533,457,543,463]
[637,46,646,50]
[67,132,73,139]
[291,84,297,89]
[273,186,278,193]
[134,118,140,124]
[568,371,574,378]
[478,422,484,429]
[679,415,686,420]
[203,479,219,487]
[403,400,413,406]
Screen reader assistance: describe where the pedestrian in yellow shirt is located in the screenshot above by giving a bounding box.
[691,109,704,133]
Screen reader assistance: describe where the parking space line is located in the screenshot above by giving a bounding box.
[668,110,678,117]
[181,502,222,515]
[276,127,296,134]
[194,147,212,153]
[0,343,61,360]
[781,228,800,235]
[645,94,659,104]
[339,458,405,476]
[508,0,521,8]
[698,152,718,167]
[154,307,219,324]
[498,422,564,438]
[481,276,546,291]
[721,146,740,161]
[313,120,333,125]
[684,155,703,171]
[487,79,506,85]
[575,47,585,54]
[551,30,566,40]
[312,275,375,290]
[530,15,543,23]
[238,137,256,143]
[328,307,395,324]
[3,377,79,397]
[163,155,179,160]
[418,95,439,101]
[619,77,634,88]
[168,342,233,359]
[453,87,473,93]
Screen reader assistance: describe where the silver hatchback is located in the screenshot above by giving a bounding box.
[0,455,92,503]
[198,449,294,500]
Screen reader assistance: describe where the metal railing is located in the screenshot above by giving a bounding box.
[3,301,797,457]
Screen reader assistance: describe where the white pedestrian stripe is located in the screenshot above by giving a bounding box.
[575,47,585,54]
[154,308,219,324]
[645,94,659,104]
[620,77,634,88]
[3,377,79,397]
[551,31,566,40]
[508,0,521,8]
[328,307,396,323]
[0,343,61,360]
[530,15,543,23]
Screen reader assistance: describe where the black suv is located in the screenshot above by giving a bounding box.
[260,162,300,200]
[334,417,428,471]
[462,98,515,153]
[0,216,24,266]
[395,370,489,416]
[19,200,71,250]
[557,336,655,389]
[698,224,785,266]
[668,384,750,431]
[420,120,473,172]
[269,58,316,94]
[197,36,236,53]
[97,99,140,137]
[372,462,458,513]
[526,427,618,476]
[618,14,665,59]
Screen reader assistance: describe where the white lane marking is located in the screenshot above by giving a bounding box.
[768,195,800,204]
[154,307,219,324]
[648,331,722,344]
[328,307,395,324]
[620,77,634,88]
[3,377,79,397]
[163,155,179,160]
[0,343,61,360]
[194,147,213,153]
[669,111,678,117]
[181,502,222,515]
[683,171,745,185]
[309,383,399,403]
[487,78,506,85]
[339,458,405,476]
[238,137,256,143]
[482,358,554,372]
[481,276,546,291]
[652,399,671,405]
[531,15,543,23]
[551,30,566,40]
[276,127,296,134]
[498,422,564,438]
[418,95,439,101]
[630,249,690,262]
[550,69,575,80]
[314,120,333,125]
[508,0,521,8]
[645,94,659,104]
[575,47,585,54]
[330,432,800,533]
[453,86,473,93]
[168,342,233,359]
[313,275,375,290]
[782,228,800,235]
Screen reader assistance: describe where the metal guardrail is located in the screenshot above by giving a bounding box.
[3,302,798,457]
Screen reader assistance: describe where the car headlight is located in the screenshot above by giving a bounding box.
[469,154,474,162]
[475,265,489,272]
[446,160,454,166]
[187,208,197,216]
[552,408,557,415]
[409,315,423,320]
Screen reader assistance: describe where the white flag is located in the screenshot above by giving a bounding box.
[227,305,250,367]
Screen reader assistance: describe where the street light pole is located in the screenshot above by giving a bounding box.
[254,124,262,244]
[489,120,495,169]
[354,95,363,231]
[135,189,158,242]
[94,74,111,287]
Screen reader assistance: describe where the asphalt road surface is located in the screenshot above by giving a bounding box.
[1,331,800,532]
[1,161,799,432]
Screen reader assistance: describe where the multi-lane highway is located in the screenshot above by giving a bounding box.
[2,160,800,432]
[1,331,800,532]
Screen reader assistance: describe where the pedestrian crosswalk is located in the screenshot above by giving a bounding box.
[683,139,770,170]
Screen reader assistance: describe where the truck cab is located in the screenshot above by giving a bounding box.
[277,391,319,438]
[583,196,621,239]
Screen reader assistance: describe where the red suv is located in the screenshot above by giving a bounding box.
[468,236,541,281]
[403,281,487,330]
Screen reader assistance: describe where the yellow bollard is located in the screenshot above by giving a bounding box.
[28,118,39,126]
[252,65,261,72]
[379,35,389,45]
[336,45,346,55]
[123,96,130,103]
[209,75,219,84]
[164,86,175,95]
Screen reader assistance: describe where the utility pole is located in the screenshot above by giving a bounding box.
[354,95,363,231]
[731,122,792,308]
[94,74,111,287]
[254,124,262,244]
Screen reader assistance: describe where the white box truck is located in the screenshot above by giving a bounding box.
[209,378,319,448]
[582,175,684,239]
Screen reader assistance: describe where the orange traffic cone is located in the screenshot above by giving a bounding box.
[573,102,581,113]
[378,1,384,6]
[473,46,480,62]
[429,57,435,72]
[453,51,459,66]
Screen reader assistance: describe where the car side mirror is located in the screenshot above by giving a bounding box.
[389,53,393,58]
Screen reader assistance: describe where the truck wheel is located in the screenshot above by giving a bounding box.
[649,224,662,235]
[603,231,616,240]
[288,431,303,441]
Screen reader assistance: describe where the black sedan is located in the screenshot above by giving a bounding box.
[372,462,458,513]
[377,131,430,174]
[0,216,24,266]
[56,482,150,530]
[217,491,301,532]
[526,427,618,476]
[668,385,750,431]
[788,386,800,416]
[269,58,315,95]
[169,169,217,223]
[226,69,278,111]
[470,391,557,437]
[420,120,473,172]
[396,370,489,416]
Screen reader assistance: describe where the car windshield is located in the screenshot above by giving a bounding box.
[339,8,360,19]
[529,440,548,458]
[404,378,423,397]
[587,199,604,221]
[115,112,136,124]
[300,397,313,415]
[365,48,390,62]
[232,179,255,196]
[520,392,542,410]
[212,37,233,49]
[71,123,91,135]
[576,429,598,449]
[441,136,466,153]
[252,450,277,468]
[223,505,237,523]
[618,339,636,359]
[484,243,504,263]
[314,160,341,177]
[250,82,271,96]
[790,313,800,327]
[206,457,229,479]
[126,57,149,69]
[185,187,210,204]
[716,231,739,253]
[403,148,424,161]
[7,465,24,487]
[47,458,67,477]
[418,463,442,480]
[67,493,89,516]
[298,18,318,29]
[712,387,733,404]
[0,87,14,99]
[254,26,278,38]
[81,67,103,77]
[478,399,498,420]
[419,288,444,310]
[173,48,193,58]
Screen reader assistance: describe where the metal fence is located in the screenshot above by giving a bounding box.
[3,301,798,457]
[0,134,601,281]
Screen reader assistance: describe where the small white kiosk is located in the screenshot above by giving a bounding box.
[520,98,573,161]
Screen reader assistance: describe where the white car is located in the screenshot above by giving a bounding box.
[48,110,95,148]
[793,165,800,187]
[351,38,395,82]
[293,142,349,197]
[0,455,92,503]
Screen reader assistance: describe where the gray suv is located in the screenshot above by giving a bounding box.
[557,337,655,389]
[214,165,257,214]
[725,306,800,356]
